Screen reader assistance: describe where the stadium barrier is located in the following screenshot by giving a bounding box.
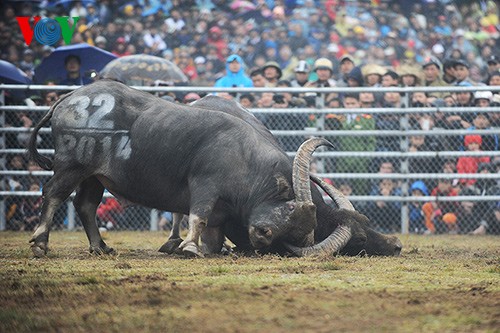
[1,84,499,234]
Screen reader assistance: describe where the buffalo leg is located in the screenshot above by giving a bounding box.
[158,213,185,254]
[73,177,114,254]
[200,225,225,255]
[179,199,216,257]
[30,171,82,257]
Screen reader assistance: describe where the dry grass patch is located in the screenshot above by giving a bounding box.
[0,231,499,332]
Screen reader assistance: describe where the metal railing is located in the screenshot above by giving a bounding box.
[2,83,499,234]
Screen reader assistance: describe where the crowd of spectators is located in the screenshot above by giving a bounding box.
[1,0,500,235]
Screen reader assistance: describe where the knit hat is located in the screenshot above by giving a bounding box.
[464,135,482,146]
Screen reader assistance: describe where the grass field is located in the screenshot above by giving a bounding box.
[0,231,499,333]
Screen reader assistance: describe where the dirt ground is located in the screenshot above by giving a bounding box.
[0,231,499,333]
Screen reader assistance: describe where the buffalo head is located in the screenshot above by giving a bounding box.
[285,176,403,256]
[248,138,333,249]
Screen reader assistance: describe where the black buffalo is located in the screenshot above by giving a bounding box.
[159,96,402,256]
[28,80,331,257]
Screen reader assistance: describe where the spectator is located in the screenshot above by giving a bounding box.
[422,178,459,234]
[398,64,422,87]
[214,54,253,88]
[486,55,499,76]
[453,59,475,85]
[422,56,449,98]
[409,180,429,234]
[472,201,500,235]
[290,60,310,88]
[261,61,282,87]
[346,66,364,87]
[455,186,483,234]
[21,182,43,231]
[366,178,402,233]
[456,135,490,186]
[442,58,458,84]
[59,55,92,86]
[362,64,385,87]
[304,57,337,106]
[207,26,227,62]
[250,68,268,88]
[336,93,375,195]
[112,37,132,57]
[97,197,124,230]
[337,55,356,87]
[381,70,399,87]
[239,94,255,108]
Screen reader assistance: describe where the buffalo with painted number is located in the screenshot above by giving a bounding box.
[28,80,332,257]
[159,96,402,256]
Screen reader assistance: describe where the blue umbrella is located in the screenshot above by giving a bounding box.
[34,43,117,84]
[0,60,32,84]
[45,0,96,9]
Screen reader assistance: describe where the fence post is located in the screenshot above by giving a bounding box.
[67,200,75,230]
[400,93,411,234]
[150,209,159,231]
[1,90,5,231]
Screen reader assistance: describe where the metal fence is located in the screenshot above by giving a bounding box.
[1,84,499,235]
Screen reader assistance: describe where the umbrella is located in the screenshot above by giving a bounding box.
[45,0,96,8]
[230,0,257,11]
[0,60,32,84]
[0,60,32,101]
[100,54,189,86]
[34,43,117,84]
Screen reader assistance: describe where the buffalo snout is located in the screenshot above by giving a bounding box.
[249,226,273,248]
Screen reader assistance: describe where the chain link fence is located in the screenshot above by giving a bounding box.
[1,84,500,235]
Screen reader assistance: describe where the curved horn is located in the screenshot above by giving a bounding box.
[284,225,352,257]
[310,175,355,211]
[285,177,356,256]
[292,137,333,203]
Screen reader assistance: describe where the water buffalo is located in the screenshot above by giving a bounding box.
[27,80,332,257]
[159,96,402,256]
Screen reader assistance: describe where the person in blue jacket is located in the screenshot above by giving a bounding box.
[214,54,253,88]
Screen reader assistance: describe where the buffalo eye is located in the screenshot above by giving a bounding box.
[288,203,295,211]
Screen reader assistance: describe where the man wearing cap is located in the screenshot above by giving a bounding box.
[453,59,475,85]
[486,55,499,76]
[214,54,253,88]
[290,60,310,88]
[304,57,337,106]
[337,55,355,87]
[467,91,498,151]
[422,56,449,98]
[261,61,282,87]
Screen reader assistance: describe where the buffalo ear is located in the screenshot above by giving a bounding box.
[275,173,293,199]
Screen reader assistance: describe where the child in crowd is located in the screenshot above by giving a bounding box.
[409,180,429,233]
[422,178,459,234]
[456,135,490,186]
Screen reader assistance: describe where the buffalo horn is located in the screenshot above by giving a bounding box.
[284,224,352,257]
[310,175,355,211]
[292,138,333,203]
[285,177,356,256]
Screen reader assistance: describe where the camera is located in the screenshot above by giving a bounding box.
[273,94,286,104]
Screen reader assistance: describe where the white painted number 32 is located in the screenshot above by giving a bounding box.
[69,93,115,129]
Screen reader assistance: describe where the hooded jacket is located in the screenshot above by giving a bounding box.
[214,54,253,88]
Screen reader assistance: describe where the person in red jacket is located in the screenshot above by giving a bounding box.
[97,197,124,229]
[456,135,490,186]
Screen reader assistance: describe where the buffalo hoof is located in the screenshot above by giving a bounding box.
[31,243,48,258]
[158,238,183,254]
[182,242,204,258]
[90,245,115,255]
